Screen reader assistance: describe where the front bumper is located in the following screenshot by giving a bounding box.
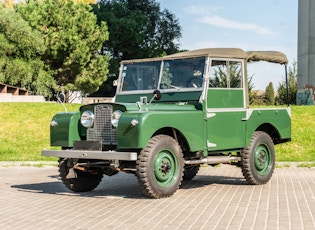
[42,149,138,161]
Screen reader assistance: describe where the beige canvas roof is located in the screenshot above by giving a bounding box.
[121,48,288,64]
[246,51,288,64]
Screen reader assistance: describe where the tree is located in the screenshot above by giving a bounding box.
[211,63,245,88]
[265,82,275,105]
[17,0,110,95]
[1,0,14,8]
[0,6,55,97]
[276,62,297,105]
[74,0,96,3]
[91,0,182,95]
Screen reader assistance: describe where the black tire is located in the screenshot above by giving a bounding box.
[183,165,200,180]
[241,131,275,185]
[58,159,103,192]
[136,135,184,198]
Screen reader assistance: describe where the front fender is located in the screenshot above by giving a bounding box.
[50,112,81,147]
[117,111,205,151]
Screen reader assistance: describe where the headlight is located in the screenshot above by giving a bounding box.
[111,110,122,127]
[81,110,94,128]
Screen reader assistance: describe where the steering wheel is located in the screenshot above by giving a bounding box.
[187,77,203,88]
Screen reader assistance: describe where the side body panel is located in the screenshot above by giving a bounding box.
[244,108,291,146]
[207,89,244,108]
[206,107,291,152]
[206,110,246,151]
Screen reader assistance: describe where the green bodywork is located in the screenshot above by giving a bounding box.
[48,48,291,156]
[117,104,205,150]
[50,97,291,154]
[50,112,81,147]
[207,89,244,108]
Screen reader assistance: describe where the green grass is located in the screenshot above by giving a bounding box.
[0,102,80,161]
[275,106,315,162]
[297,162,315,168]
[0,103,314,162]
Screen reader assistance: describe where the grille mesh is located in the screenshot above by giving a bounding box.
[87,105,117,145]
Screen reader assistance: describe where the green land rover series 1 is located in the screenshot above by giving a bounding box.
[42,48,291,198]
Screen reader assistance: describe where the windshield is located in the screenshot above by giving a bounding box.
[119,57,206,92]
[121,62,161,91]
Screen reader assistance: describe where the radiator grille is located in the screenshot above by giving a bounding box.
[87,104,117,145]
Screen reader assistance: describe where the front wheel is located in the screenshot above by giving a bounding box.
[241,131,275,185]
[59,159,103,192]
[136,135,184,198]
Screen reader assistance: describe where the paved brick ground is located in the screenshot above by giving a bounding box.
[0,164,314,230]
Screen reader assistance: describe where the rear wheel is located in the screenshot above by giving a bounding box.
[136,135,184,198]
[59,159,103,192]
[241,131,275,185]
[183,165,200,180]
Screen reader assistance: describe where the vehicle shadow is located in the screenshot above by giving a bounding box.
[180,174,248,190]
[11,173,142,199]
[11,171,248,199]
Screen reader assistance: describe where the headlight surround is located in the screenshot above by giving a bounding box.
[111,110,122,127]
[80,110,94,128]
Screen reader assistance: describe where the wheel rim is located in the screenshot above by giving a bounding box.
[254,143,272,175]
[154,149,178,187]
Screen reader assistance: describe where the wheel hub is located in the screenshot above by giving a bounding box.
[154,150,177,185]
[160,160,171,175]
[254,145,270,173]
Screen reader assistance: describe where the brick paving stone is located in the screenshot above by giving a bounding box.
[0,164,314,230]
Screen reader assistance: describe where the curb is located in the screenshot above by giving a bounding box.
[0,161,58,167]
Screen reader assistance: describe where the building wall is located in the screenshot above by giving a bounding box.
[297,0,315,105]
[0,93,45,102]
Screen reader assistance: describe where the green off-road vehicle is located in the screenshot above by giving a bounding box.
[42,48,291,198]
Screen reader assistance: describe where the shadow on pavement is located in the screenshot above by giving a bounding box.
[11,172,248,199]
[181,174,247,189]
[11,172,142,199]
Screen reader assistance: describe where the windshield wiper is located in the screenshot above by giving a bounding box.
[160,83,180,90]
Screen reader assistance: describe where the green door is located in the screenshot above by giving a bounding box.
[205,59,246,151]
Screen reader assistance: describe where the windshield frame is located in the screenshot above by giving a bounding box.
[116,57,206,96]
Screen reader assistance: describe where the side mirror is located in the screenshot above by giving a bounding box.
[153,89,162,100]
[57,92,66,103]
[146,90,162,107]
[56,92,67,112]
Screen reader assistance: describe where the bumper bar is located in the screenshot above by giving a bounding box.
[42,150,138,161]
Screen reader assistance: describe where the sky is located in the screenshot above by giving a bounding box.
[157,0,298,90]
